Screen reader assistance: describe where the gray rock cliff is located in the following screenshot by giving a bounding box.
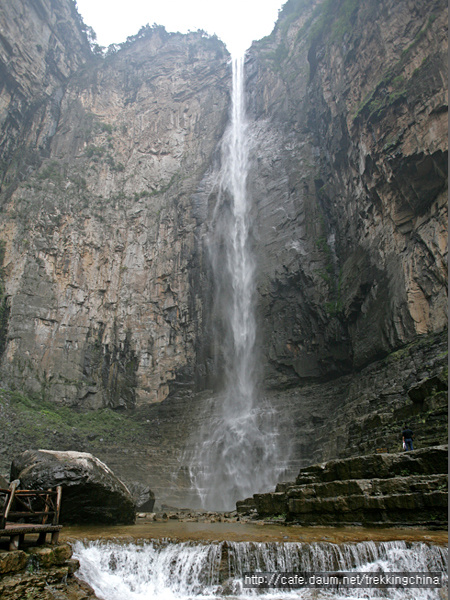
[245,0,447,384]
[0,8,229,407]
[0,0,446,506]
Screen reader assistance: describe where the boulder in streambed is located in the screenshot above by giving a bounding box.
[125,481,156,513]
[10,450,136,525]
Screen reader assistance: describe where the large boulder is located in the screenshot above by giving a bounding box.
[125,481,156,512]
[10,450,136,525]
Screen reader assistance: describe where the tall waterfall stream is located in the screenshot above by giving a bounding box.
[73,55,447,600]
[187,55,286,510]
[73,538,447,599]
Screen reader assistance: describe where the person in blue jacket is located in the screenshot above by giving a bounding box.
[402,424,414,451]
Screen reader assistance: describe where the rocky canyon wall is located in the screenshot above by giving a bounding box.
[0,0,229,407]
[0,0,446,505]
[245,0,447,385]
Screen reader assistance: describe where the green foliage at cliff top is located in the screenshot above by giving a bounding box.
[257,0,361,70]
[301,0,360,45]
[278,0,311,21]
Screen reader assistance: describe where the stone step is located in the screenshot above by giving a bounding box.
[295,445,448,484]
[246,446,448,528]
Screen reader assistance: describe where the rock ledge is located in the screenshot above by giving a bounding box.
[239,446,448,528]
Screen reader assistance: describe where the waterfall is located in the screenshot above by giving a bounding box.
[187,54,285,510]
[73,539,448,600]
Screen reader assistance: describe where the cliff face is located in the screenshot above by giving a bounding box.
[0,0,91,168]
[246,0,447,384]
[0,0,447,505]
[0,5,229,407]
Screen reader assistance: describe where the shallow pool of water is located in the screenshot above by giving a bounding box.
[61,520,448,545]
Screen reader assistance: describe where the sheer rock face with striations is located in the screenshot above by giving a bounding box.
[245,0,447,385]
[0,0,91,164]
[0,5,229,408]
[0,0,447,505]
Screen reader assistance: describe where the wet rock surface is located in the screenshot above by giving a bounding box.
[139,509,249,524]
[244,446,448,528]
[126,481,156,512]
[10,450,136,525]
[0,543,98,600]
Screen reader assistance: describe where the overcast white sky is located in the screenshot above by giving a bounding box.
[75,0,286,56]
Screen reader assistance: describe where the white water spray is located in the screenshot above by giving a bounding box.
[73,539,448,600]
[188,55,285,510]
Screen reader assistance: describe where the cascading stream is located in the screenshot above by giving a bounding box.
[73,539,448,600]
[187,55,285,510]
[219,54,255,416]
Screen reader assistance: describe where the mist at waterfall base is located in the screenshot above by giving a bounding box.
[73,539,447,600]
[185,55,288,511]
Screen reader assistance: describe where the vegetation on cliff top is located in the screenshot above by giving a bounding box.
[254,0,364,77]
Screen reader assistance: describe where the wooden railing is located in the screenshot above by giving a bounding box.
[0,481,62,549]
